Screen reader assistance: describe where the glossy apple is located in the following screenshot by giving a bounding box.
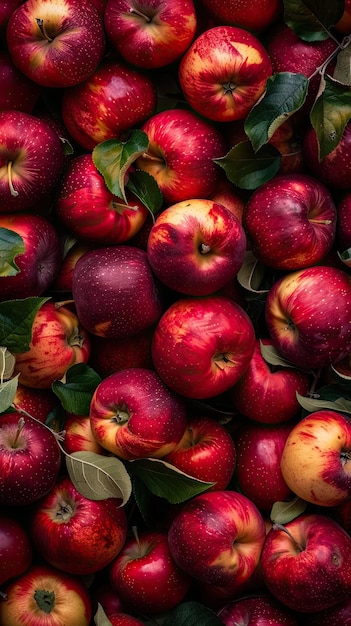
[104,0,197,69]
[233,420,294,514]
[196,0,282,32]
[72,245,164,339]
[208,178,245,226]
[147,198,246,296]
[0,0,22,37]
[265,265,351,370]
[29,474,128,575]
[109,530,192,615]
[135,108,226,204]
[151,295,255,399]
[51,240,92,294]
[217,593,300,626]
[303,120,351,190]
[164,414,237,491]
[178,26,272,123]
[89,328,154,378]
[0,563,92,626]
[13,383,59,424]
[280,409,351,507]
[0,110,64,213]
[337,192,351,253]
[0,412,61,506]
[0,50,41,112]
[243,173,337,270]
[168,490,266,593]
[230,338,310,424]
[0,512,32,586]
[304,596,351,625]
[61,58,157,151]
[13,301,91,389]
[0,212,62,301]
[260,513,351,613]
[55,153,149,245]
[108,615,145,626]
[63,413,106,455]
[6,0,106,88]
[89,367,187,459]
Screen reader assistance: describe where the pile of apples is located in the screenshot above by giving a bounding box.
[1,0,351,624]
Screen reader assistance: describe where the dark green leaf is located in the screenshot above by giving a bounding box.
[0,229,25,277]
[310,74,351,159]
[236,251,270,294]
[132,475,173,528]
[271,496,308,524]
[245,73,309,151]
[0,297,50,353]
[163,601,223,626]
[128,458,214,504]
[214,141,281,190]
[333,42,351,86]
[52,363,102,415]
[283,0,345,40]
[296,390,351,414]
[127,169,163,218]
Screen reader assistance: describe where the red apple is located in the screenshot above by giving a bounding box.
[230,338,311,424]
[0,0,22,37]
[13,383,59,424]
[6,0,106,88]
[0,50,41,112]
[61,58,157,151]
[55,153,149,245]
[72,245,164,339]
[208,178,245,226]
[0,212,62,301]
[217,593,300,626]
[0,563,92,626]
[104,0,197,69]
[196,0,282,33]
[108,615,145,626]
[89,367,187,459]
[51,240,93,294]
[260,513,351,613]
[135,108,226,204]
[164,414,237,491]
[178,26,272,123]
[62,413,106,455]
[303,120,351,190]
[243,173,337,270]
[168,490,266,593]
[335,0,351,34]
[0,512,32,586]
[13,301,91,389]
[0,110,64,212]
[147,198,246,296]
[151,295,255,399]
[337,191,351,253]
[305,596,351,625]
[265,265,351,370]
[280,409,351,507]
[89,328,154,378]
[109,530,192,615]
[29,474,128,575]
[0,412,61,506]
[233,420,294,513]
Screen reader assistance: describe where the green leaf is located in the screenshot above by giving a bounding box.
[0,228,25,277]
[310,73,351,159]
[245,73,309,151]
[338,247,351,268]
[236,251,270,294]
[333,42,351,86]
[0,296,50,353]
[52,363,102,416]
[128,458,215,504]
[126,169,163,218]
[283,0,345,41]
[163,601,223,626]
[65,450,132,505]
[296,391,351,414]
[259,340,311,370]
[0,346,16,381]
[94,603,113,626]
[214,141,281,190]
[0,373,20,414]
[92,130,150,202]
[270,496,308,524]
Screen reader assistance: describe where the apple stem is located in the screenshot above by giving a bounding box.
[309,219,333,225]
[111,201,139,213]
[200,243,211,254]
[7,161,19,197]
[141,151,164,163]
[12,416,25,447]
[272,522,304,553]
[213,352,236,370]
[0,590,7,600]
[35,18,53,42]
[129,7,151,22]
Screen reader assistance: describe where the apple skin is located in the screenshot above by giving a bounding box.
[55,153,149,245]
[89,367,187,459]
[13,383,59,424]
[6,0,106,89]
[208,178,245,226]
[89,328,154,378]
[335,0,351,34]
[108,615,145,626]
[0,0,22,37]
[280,409,351,507]
[233,420,294,514]
[0,50,41,112]
[0,110,64,213]
[164,414,237,491]
[61,58,157,152]
[243,173,337,270]
[151,295,256,399]
[109,530,192,615]
[265,265,351,370]
[0,563,92,626]
[178,26,272,123]
[147,198,246,296]
[104,0,197,69]
[135,108,226,204]
[260,513,351,613]
[13,301,91,389]
[72,245,164,340]
[29,474,128,575]
[303,120,351,190]
[217,593,300,626]
[230,338,310,424]
[337,192,351,252]
[62,413,107,455]
[0,212,62,302]
[0,412,62,506]
[196,0,282,32]
[304,596,351,625]
[51,240,93,294]
[168,490,266,593]
[0,512,32,586]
